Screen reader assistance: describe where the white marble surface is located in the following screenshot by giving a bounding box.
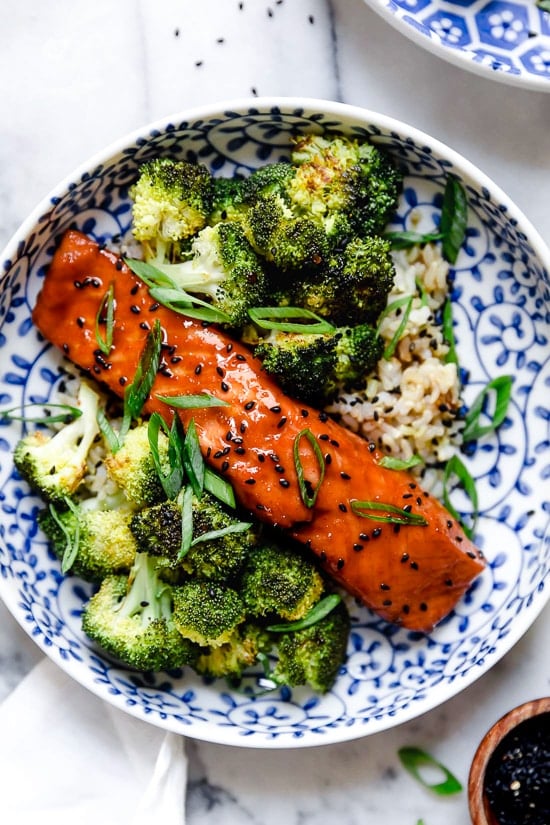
[0,1,548,823]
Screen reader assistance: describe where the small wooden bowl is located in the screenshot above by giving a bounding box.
[468,697,550,825]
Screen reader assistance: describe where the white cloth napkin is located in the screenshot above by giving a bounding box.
[0,657,187,824]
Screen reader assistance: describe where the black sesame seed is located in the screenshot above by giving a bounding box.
[277,416,287,428]
[234,447,245,455]
[140,321,151,331]
[245,400,255,410]
[320,550,327,562]
[301,409,309,417]
[410,561,419,570]
[372,528,382,538]
[382,599,392,607]
[336,558,345,570]
[401,553,409,563]
[220,381,229,392]
[195,364,202,375]
[338,503,347,512]
[213,451,224,459]
[380,583,391,591]
[419,602,428,611]
[236,353,246,361]
[325,453,332,465]
[76,317,85,328]
[258,453,265,463]
[221,460,229,472]
[216,366,225,377]
[359,533,369,541]
[318,411,328,422]
[319,433,329,441]
[244,478,256,485]
[256,503,266,511]
[119,376,128,386]
[445,579,453,587]
[274,465,285,473]
[270,405,281,413]
[353,544,363,552]
[279,478,290,488]
[403,604,410,614]
[340,472,351,480]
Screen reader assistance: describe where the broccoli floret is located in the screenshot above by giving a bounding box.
[172,580,245,648]
[271,599,350,693]
[81,552,200,671]
[208,176,249,225]
[148,222,269,328]
[290,133,403,238]
[130,492,256,582]
[245,193,330,274]
[104,422,169,509]
[289,235,396,327]
[241,161,296,203]
[131,157,214,263]
[13,381,101,504]
[240,543,325,622]
[195,622,273,679]
[39,499,137,582]
[254,323,382,405]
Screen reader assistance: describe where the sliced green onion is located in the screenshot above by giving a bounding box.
[96,407,121,454]
[182,418,205,498]
[442,299,458,366]
[398,746,463,796]
[148,412,185,500]
[119,319,162,445]
[379,454,424,471]
[204,467,236,508]
[94,281,115,355]
[191,520,253,546]
[148,287,231,324]
[440,177,468,264]
[537,0,550,10]
[462,375,513,442]
[248,306,335,334]
[266,594,342,633]
[124,258,231,324]
[0,403,82,425]
[293,428,326,508]
[376,295,414,360]
[442,454,478,539]
[155,393,230,409]
[384,230,444,250]
[178,485,194,560]
[48,498,81,574]
[350,499,428,526]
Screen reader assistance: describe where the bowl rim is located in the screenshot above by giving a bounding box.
[1,96,549,747]
[468,696,550,824]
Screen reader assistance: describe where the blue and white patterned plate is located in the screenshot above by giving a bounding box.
[364,0,550,90]
[0,99,549,748]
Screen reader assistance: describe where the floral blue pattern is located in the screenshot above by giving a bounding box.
[0,102,548,748]
[365,0,550,90]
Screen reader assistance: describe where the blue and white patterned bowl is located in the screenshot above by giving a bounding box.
[363,0,550,91]
[1,99,549,748]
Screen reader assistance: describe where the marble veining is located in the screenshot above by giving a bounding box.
[0,1,548,823]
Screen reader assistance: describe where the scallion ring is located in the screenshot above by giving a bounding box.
[398,746,463,796]
[293,428,326,508]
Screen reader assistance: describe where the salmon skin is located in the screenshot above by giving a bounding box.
[32,230,485,633]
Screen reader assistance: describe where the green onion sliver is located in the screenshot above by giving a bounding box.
[537,0,550,10]
[440,177,468,265]
[155,393,230,409]
[204,468,236,508]
[148,287,231,324]
[123,319,163,424]
[0,403,82,425]
[96,408,121,454]
[442,299,458,366]
[293,428,326,508]
[266,594,342,633]
[48,498,81,574]
[398,746,463,796]
[376,295,414,360]
[384,230,444,250]
[379,454,424,471]
[94,281,115,355]
[148,412,185,500]
[442,454,478,539]
[182,418,205,498]
[178,485,194,560]
[351,499,428,526]
[191,520,253,546]
[248,306,335,334]
[462,375,513,442]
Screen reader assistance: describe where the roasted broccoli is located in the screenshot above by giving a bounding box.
[254,323,383,405]
[172,579,246,648]
[144,222,269,328]
[270,599,350,693]
[104,422,169,509]
[208,175,248,225]
[288,235,396,327]
[81,551,200,671]
[13,381,101,504]
[39,496,137,582]
[240,542,325,622]
[290,133,403,238]
[131,157,214,263]
[130,492,256,582]
[245,192,330,274]
[195,622,272,680]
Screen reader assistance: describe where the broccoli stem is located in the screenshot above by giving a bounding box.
[115,552,172,624]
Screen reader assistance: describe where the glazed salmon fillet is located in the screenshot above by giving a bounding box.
[32,230,485,633]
